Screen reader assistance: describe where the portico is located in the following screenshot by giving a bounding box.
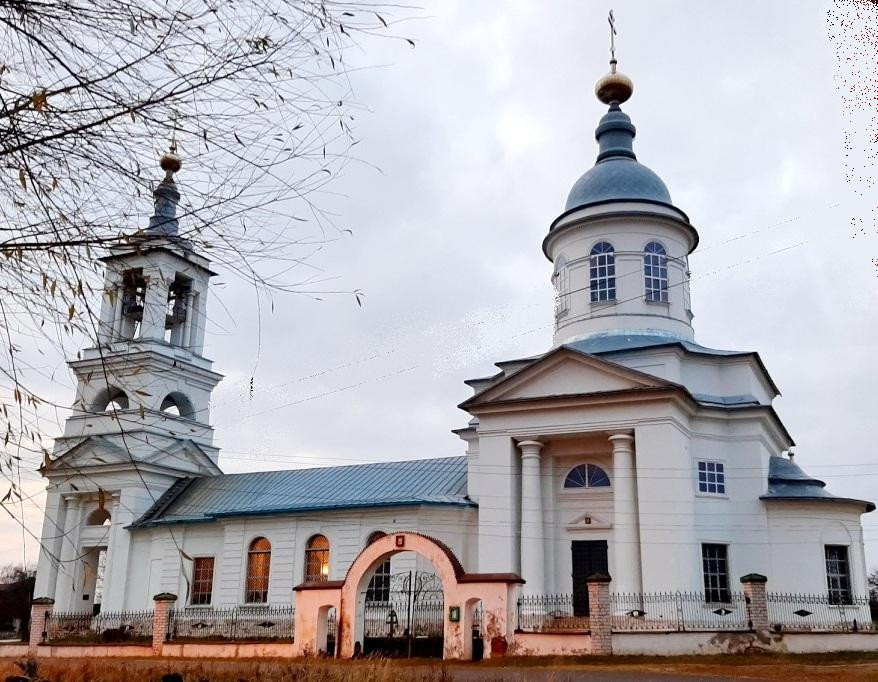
[515,430,642,602]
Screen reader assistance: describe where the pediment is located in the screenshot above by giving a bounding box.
[45,436,134,473]
[467,348,671,406]
[565,512,612,531]
[141,439,220,475]
[44,436,220,477]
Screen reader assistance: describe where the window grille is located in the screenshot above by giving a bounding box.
[245,537,271,603]
[191,557,215,605]
[563,463,611,489]
[305,534,330,582]
[825,545,852,605]
[701,543,730,603]
[697,461,725,494]
[589,242,616,302]
[644,241,669,302]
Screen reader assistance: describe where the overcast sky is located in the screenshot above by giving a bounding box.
[4,0,878,573]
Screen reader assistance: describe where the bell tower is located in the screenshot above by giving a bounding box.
[57,147,223,469]
[34,148,223,614]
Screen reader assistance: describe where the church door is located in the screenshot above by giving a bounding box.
[571,540,608,616]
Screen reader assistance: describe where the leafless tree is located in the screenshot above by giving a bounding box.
[0,0,412,541]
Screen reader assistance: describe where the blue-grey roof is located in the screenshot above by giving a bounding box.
[566,333,747,357]
[131,456,472,528]
[565,104,674,212]
[760,456,874,512]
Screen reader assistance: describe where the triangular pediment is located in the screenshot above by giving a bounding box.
[44,436,220,477]
[465,347,672,406]
[566,512,612,531]
[141,439,220,475]
[45,436,134,473]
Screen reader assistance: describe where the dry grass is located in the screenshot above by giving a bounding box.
[4,653,878,682]
[1,657,447,682]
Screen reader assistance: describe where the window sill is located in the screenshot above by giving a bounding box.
[644,299,670,306]
[695,492,728,499]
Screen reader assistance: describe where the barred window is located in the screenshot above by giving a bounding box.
[245,537,271,603]
[644,241,669,302]
[191,557,215,605]
[589,242,616,302]
[365,531,390,602]
[697,461,726,495]
[701,543,730,603]
[825,545,852,605]
[563,463,611,489]
[305,534,330,582]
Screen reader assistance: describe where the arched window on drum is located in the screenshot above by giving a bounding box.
[644,241,669,303]
[589,242,616,302]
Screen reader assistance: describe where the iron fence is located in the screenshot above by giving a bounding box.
[44,610,154,643]
[517,594,589,632]
[766,593,876,632]
[610,592,750,632]
[167,605,294,641]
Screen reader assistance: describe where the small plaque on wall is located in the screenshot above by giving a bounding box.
[395,535,405,548]
[448,606,460,622]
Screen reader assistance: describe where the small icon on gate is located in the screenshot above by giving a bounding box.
[448,606,461,622]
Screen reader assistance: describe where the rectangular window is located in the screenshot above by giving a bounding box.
[825,545,852,605]
[701,543,730,602]
[697,460,725,495]
[191,557,215,605]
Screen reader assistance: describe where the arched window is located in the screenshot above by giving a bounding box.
[86,508,111,526]
[304,534,330,583]
[589,242,616,302]
[245,537,271,603]
[644,241,669,303]
[160,392,195,420]
[92,386,129,413]
[553,255,569,318]
[564,464,611,489]
[365,531,390,602]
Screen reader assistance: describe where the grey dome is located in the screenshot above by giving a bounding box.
[564,103,673,212]
[565,157,672,210]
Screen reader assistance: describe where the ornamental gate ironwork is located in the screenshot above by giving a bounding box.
[361,570,444,657]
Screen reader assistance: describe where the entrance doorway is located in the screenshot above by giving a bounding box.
[571,540,608,616]
[362,570,444,657]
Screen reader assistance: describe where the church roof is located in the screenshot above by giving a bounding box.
[760,455,874,512]
[130,455,472,528]
[563,103,676,214]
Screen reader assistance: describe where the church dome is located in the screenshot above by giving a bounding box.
[564,103,674,212]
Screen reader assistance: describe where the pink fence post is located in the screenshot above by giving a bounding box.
[28,597,54,655]
[586,572,613,656]
[740,573,768,631]
[152,592,177,655]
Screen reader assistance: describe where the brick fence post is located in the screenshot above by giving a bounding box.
[152,592,177,655]
[586,572,613,656]
[740,573,769,631]
[28,597,54,655]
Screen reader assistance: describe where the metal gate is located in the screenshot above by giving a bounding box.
[362,571,444,657]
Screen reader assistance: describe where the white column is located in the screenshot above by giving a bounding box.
[140,269,168,341]
[518,440,544,595]
[53,496,82,611]
[610,433,642,594]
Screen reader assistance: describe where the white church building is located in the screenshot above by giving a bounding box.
[32,52,873,654]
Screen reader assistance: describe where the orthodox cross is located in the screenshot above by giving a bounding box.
[608,9,617,62]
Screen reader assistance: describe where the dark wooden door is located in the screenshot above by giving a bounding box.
[571,540,608,616]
